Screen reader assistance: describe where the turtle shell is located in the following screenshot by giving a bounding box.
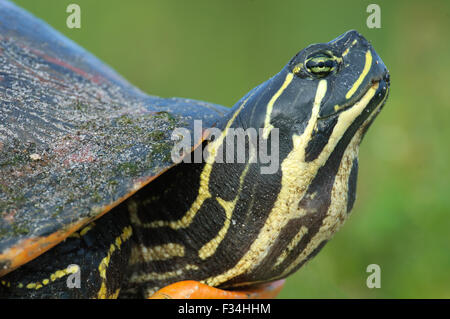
[0,1,227,276]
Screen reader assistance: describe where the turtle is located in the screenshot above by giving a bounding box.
[0,1,390,299]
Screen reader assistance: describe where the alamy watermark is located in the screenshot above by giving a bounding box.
[366,4,381,29]
[66,4,81,29]
[171,120,280,175]
[66,264,81,289]
[366,264,381,288]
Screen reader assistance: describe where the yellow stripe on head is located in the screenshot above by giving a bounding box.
[345,50,372,99]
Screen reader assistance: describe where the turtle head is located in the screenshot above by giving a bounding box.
[215,30,390,287]
[236,30,390,159]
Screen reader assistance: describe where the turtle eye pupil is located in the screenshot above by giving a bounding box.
[305,54,337,77]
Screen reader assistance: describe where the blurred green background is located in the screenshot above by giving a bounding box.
[12,0,449,298]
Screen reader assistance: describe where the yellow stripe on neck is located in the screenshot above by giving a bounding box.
[198,150,255,260]
[262,72,294,139]
[202,79,327,287]
[139,91,254,230]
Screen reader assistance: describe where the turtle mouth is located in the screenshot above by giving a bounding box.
[363,75,390,117]
[318,73,390,122]
[358,77,390,133]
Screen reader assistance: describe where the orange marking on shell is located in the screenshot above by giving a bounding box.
[30,48,103,84]
[0,172,163,278]
[0,219,86,277]
[148,280,285,299]
[0,123,211,277]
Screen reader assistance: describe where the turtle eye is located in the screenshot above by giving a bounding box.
[305,54,337,77]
